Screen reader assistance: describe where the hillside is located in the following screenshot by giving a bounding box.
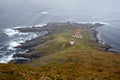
[0,28,120,80]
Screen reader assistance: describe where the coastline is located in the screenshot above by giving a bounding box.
[8,22,113,64]
[0,22,120,80]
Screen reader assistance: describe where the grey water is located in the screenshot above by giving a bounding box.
[0,0,120,63]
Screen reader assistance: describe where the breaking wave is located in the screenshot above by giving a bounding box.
[4,28,28,37]
[97,32,106,44]
[0,53,14,63]
[78,21,109,25]
[0,24,46,63]
[4,28,19,37]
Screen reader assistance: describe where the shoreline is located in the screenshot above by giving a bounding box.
[8,22,115,64]
[0,22,120,80]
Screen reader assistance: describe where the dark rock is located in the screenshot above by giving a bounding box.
[14,27,43,32]
[105,45,112,51]
[15,34,53,49]
[100,45,112,51]
[26,48,35,52]
[13,53,29,58]
[11,22,105,64]
[13,52,45,59]
[28,53,45,58]
[9,58,31,64]
[14,22,104,49]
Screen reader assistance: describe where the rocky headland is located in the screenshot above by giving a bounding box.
[0,22,120,80]
[10,22,106,64]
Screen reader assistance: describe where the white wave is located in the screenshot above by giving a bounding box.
[12,23,47,29]
[97,32,105,44]
[1,24,46,63]
[40,11,49,14]
[8,41,20,50]
[0,53,14,63]
[78,21,109,25]
[28,24,46,28]
[18,33,28,36]
[7,32,38,50]
[23,33,37,41]
[13,26,22,29]
[0,34,38,63]
[4,28,19,37]
[13,24,47,28]
[13,25,28,29]
[97,32,101,40]
[32,33,37,38]
[4,28,29,37]
[33,24,47,28]
[91,22,109,25]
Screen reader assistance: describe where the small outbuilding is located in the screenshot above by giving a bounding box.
[72,30,83,39]
[70,39,75,45]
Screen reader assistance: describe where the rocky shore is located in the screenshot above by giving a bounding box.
[2,22,120,80]
[10,22,107,64]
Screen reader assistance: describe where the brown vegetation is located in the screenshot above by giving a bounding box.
[0,29,120,80]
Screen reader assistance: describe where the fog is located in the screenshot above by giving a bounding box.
[0,0,120,27]
[0,0,120,58]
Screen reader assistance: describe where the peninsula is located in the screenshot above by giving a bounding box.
[0,22,120,80]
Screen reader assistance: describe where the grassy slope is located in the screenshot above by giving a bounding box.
[0,29,120,80]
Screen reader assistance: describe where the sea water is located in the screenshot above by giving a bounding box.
[0,0,120,63]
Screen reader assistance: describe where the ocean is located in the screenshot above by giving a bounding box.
[0,0,120,63]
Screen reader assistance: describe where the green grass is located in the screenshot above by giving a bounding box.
[0,29,120,80]
[32,29,102,64]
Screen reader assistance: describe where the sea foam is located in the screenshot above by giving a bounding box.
[4,28,19,37]
[4,28,29,37]
[8,41,20,50]
[0,24,48,63]
[0,53,14,63]
[33,24,47,28]
[97,32,105,44]
[78,21,109,25]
